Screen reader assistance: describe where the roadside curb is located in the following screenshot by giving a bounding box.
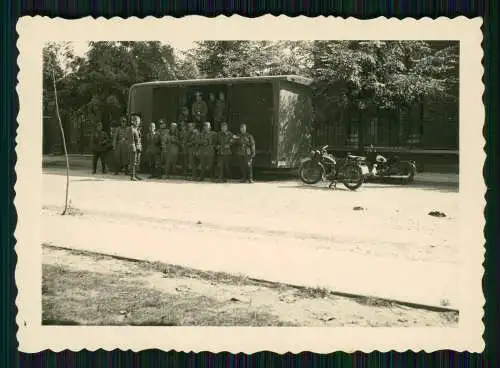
[44,242,459,314]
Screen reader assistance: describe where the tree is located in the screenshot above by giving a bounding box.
[191,41,312,78]
[43,42,78,153]
[173,51,201,80]
[310,40,459,151]
[43,42,74,213]
[43,42,75,117]
[68,41,181,131]
[43,40,459,154]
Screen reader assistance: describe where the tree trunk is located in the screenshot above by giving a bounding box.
[52,69,70,216]
[419,99,425,140]
[387,110,392,146]
[357,108,366,155]
[398,107,404,146]
[346,105,356,148]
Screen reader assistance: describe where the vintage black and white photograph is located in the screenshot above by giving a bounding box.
[15,16,484,353]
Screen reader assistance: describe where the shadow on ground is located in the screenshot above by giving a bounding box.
[44,166,458,192]
[278,182,458,193]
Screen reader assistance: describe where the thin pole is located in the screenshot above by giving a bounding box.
[52,69,70,215]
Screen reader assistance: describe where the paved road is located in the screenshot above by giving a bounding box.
[41,169,460,309]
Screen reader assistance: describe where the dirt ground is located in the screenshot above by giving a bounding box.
[42,172,459,265]
[42,245,458,327]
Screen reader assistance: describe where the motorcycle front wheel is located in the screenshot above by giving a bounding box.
[342,164,364,191]
[299,160,324,184]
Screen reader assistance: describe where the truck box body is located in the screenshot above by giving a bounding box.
[128,75,313,169]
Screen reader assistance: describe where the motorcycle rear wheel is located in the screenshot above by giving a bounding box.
[402,162,416,185]
[299,160,323,185]
[342,165,364,191]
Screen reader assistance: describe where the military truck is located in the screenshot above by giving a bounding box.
[127,75,313,169]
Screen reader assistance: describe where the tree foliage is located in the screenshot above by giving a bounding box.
[310,40,459,110]
[43,40,458,137]
[43,41,197,131]
[191,40,313,78]
[42,42,75,117]
[189,40,458,112]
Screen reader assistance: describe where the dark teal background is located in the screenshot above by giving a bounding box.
[1,0,497,366]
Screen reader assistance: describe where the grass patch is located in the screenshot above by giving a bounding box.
[42,263,292,326]
[352,295,397,308]
[42,246,459,327]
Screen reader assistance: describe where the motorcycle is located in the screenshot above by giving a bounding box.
[365,145,417,184]
[298,145,369,190]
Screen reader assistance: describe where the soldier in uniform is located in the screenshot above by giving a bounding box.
[178,106,190,125]
[207,93,216,126]
[183,122,199,180]
[108,126,118,170]
[164,122,180,178]
[144,121,157,178]
[216,122,236,182]
[197,122,216,182]
[236,123,256,183]
[177,120,187,173]
[213,92,227,131]
[91,122,110,174]
[136,118,144,172]
[158,121,170,179]
[127,115,142,181]
[191,92,208,126]
[113,117,129,175]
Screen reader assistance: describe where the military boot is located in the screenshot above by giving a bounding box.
[130,166,137,181]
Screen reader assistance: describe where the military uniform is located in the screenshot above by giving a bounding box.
[159,129,169,177]
[197,129,216,181]
[192,100,208,124]
[144,129,157,176]
[149,131,161,177]
[216,130,234,181]
[237,132,256,182]
[113,125,129,174]
[213,99,226,130]
[164,128,180,177]
[178,107,190,124]
[183,127,199,179]
[207,96,216,125]
[91,130,110,174]
[177,123,187,173]
[127,124,142,180]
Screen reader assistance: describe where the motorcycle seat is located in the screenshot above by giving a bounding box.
[347,154,366,161]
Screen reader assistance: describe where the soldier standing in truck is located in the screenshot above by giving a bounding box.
[191,92,208,127]
[213,92,227,131]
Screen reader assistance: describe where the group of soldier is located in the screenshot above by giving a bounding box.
[91,113,256,183]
